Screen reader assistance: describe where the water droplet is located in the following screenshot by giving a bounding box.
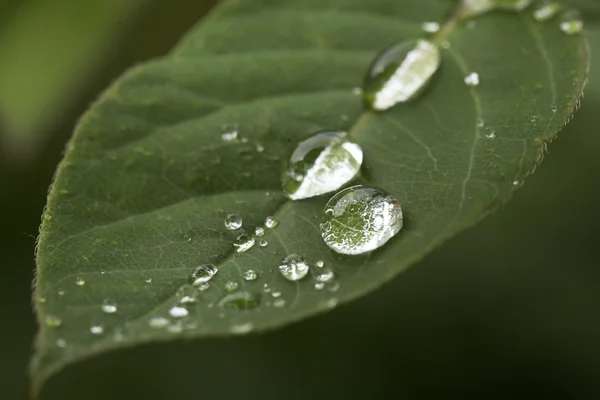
[198,283,210,291]
[352,87,362,95]
[513,179,521,186]
[225,281,239,292]
[421,21,440,33]
[551,104,558,113]
[464,72,480,87]
[256,143,265,153]
[45,315,62,328]
[325,298,338,309]
[313,265,335,283]
[484,127,496,139]
[559,12,583,35]
[259,239,268,247]
[314,282,325,290]
[265,216,278,229]
[218,291,260,310]
[75,277,85,286]
[224,213,242,230]
[279,254,310,281]
[243,270,258,281]
[327,281,341,292]
[38,297,47,304]
[533,2,562,21]
[254,226,265,237]
[231,323,254,334]
[57,289,65,296]
[271,291,282,298]
[43,213,52,221]
[273,298,286,308]
[90,325,104,335]
[221,123,239,141]
[234,233,255,253]
[364,39,440,111]
[263,283,271,293]
[190,264,218,286]
[56,338,67,348]
[101,300,117,314]
[460,0,532,18]
[477,119,485,128]
[169,306,188,318]
[282,131,363,200]
[149,316,170,328]
[320,186,403,255]
[167,322,183,333]
[145,278,153,284]
[179,295,197,304]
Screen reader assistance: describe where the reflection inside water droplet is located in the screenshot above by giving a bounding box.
[190,264,218,286]
[234,233,255,253]
[224,213,242,230]
[265,216,278,229]
[90,325,104,335]
[279,254,310,281]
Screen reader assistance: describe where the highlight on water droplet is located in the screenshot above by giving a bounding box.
[56,338,67,348]
[320,185,403,255]
[221,123,239,141]
[279,254,310,281]
[45,315,62,328]
[225,281,239,292]
[224,213,242,230]
[312,262,335,283]
[254,227,265,237]
[273,298,286,308]
[259,239,268,247]
[265,216,278,229]
[460,0,532,18]
[149,316,170,328]
[101,299,117,314]
[197,283,210,291]
[282,131,363,200]
[421,21,440,33]
[484,127,496,139]
[231,322,254,335]
[169,306,189,318]
[90,325,104,335]
[559,10,583,35]
[464,72,480,87]
[243,269,258,281]
[364,39,440,111]
[75,277,85,286]
[533,1,562,21]
[234,233,255,253]
[190,264,218,286]
[218,291,260,310]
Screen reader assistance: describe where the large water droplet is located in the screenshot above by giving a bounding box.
[218,291,260,310]
[364,39,440,111]
[101,300,117,314]
[320,185,403,255]
[45,315,62,328]
[279,254,310,281]
[533,1,562,21]
[234,233,255,253]
[224,214,242,230]
[282,131,363,200]
[190,264,218,286]
[243,270,258,281]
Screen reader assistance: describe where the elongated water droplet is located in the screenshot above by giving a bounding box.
[254,226,265,237]
[234,233,255,253]
[279,254,310,281]
[225,281,239,292]
[421,21,440,33]
[320,185,403,255]
[45,315,62,328]
[190,264,218,286]
[101,300,117,314]
[75,277,85,286]
[243,270,258,281]
[533,2,562,21]
[282,131,363,200]
[460,0,532,18]
[364,39,440,111]
[224,214,242,230]
[559,11,583,35]
[169,306,188,318]
[149,316,170,328]
[219,291,260,310]
[179,295,197,304]
[90,325,104,335]
[231,323,254,334]
[265,216,278,229]
[464,72,480,87]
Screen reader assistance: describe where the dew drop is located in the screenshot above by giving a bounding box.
[265,216,278,229]
[256,143,265,153]
[101,300,117,314]
[197,283,210,291]
[259,239,268,247]
[320,185,403,255]
[559,12,583,35]
[364,39,440,111]
[45,315,62,328]
[190,264,218,286]
[179,295,197,304]
[484,127,496,139]
[513,179,521,186]
[282,131,363,200]
[221,123,239,141]
[149,316,170,328]
[314,266,335,283]
[464,72,480,87]
[314,282,325,290]
[279,254,310,281]
[271,291,282,298]
[225,281,239,292]
[273,298,286,308]
[421,21,440,33]
[90,325,104,335]
[218,291,260,310]
[56,338,67,348]
[551,104,558,113]
[145,278,153,284]
[224,213,242,230]
[231,323,254,334]
[57,289,65,296]
[254,226,265,237]
[325,298,338,309]
[234,233,255,253]
[169,306,188,318]
[477,119,485,128]
[460,0,532,18]
[243,270,258,281]
[75,277,85,286]
[533,2,562,21]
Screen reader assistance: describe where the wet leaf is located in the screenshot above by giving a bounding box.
[32,0,588,394]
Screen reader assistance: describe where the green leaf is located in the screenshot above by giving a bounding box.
[32,0,588,394]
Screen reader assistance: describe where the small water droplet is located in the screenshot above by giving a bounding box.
[263,283,271,293]
[327,281,341,292]
[234,233,255,253]
[90,325,104,335]
[149,317,170,328]
[57,289,65,296]
[45,315,62,328]
[271,291,282,298]
[314,266,335,283]
[484,127,496,139]
[254,226,265,237]
[190,264,218,286]
[167,322,183,333]
[314,282,325,290]
[101,300,117,314]
[464,72,480,87]
[364,39,440,111]
[224,214,242,230]
[421,21,440,33]
[352,87,362,95]
[325,298,338,309]
[43,213,52,221]
[225,281,239,292]
[75,277,85,286]
[282,131,363,200]
[461,0,532,18]
[218,291,260,310]
[477,119,485,128]
[533,2,562,22]
[56,338,67,348]
[279,254,310,281]
[513,179,521,186]
[273,298,286,308]
[231,322,254,334]
[551,104,558,113]
[179,295,197,304]
[38,297,47,304]
[259,239,268,247]
[320,185,403,255]
[197,283,210,291]
[265,216,278,229]
[559,11,583,35]
[256,143,265,153]
[243,270,258,281]
[221,123,239,141]
[145,278,153,284]
[169,306,188,318]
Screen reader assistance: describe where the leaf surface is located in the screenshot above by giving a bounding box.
[32,0,588,393]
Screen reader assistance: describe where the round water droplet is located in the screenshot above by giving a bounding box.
[225,281,239,292]
[421,21,440,33]
[464,72,480,87]
[75,277,85,286]
[57,289,65,296]
[243,270,258,281]
[256,143,265,153]
[315,260,324,268]
[254,226,265,237]
[101,300,117,314]
[364,39,440,111]
[259,239,268,247]
[56,338,67,348]
[560,17,583,35]
[218,291,260,310]
[224,214,242,230]
[265,216,278,229]
[271,291,282,298]
[477,119,485,128]
[279,254,310,281]
[484,127,496,139]
[234,233,255,253]
[551,104,558,113]
[315,267,335,283]
[149,316,170,328]
[90,325,104,335]
[198,283,210,291]
[325,298,338,309]
[45,315,62,328]
[314,282,325,290]
[179,295,197,304]
[320,186,403,255]
[282,131,363,200]
[221,123,239,141]
[169,306,188,318]
[533,2,562,21]
[231,323,254,334]
[273,298,286,308]
[190,264,218,286]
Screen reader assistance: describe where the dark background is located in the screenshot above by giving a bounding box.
[1,0,600,399]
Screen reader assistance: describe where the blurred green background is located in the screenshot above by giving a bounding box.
[2,0,600,399]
